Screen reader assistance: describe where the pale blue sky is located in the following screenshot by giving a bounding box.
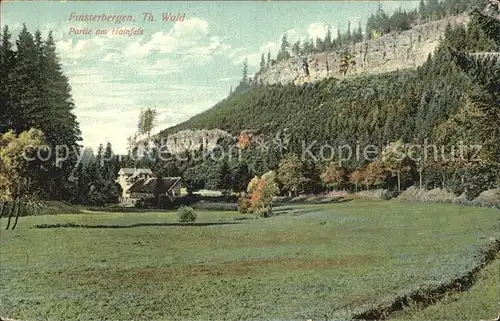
[2,1,419,153]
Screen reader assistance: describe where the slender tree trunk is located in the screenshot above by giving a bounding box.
[397,171,401,192]
[0,201,5,218]
[5,200,14,230]
[442,172,446,189]
[419,169,423,189]
[12,200,22,230]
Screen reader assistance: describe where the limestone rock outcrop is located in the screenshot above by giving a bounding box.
[254,14,470,86]
[161,129,233,154]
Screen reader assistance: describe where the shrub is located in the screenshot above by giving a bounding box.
[237,197,252,214]
[453,192,472,205]
[255,207,271,218]
[472,189,500,207]
[134,199,146,209]
[398,186,456,203]
[380,190,394,200]
[177,206,197,222]
[355,189,387,200]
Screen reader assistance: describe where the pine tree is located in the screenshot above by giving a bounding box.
[0,26,14,133]
[316,37,325,52]
[357,21,363,42]
[103,142,117,181]
[242,58,248,83]
[259,53,265,72]
[277,33,291,61]
[419,0,427,22]
[40,31,81,199]
[292,40,301,56]
[347,21,352,41]
[232,162,252,193]
[336,26,342,46]
[213,159,232,191]
[324,27,332,50]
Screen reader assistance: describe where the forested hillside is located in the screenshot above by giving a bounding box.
[159,9,499,198]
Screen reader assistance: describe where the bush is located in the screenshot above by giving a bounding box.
[237,197,252,214]
[255,207,271,218]
[380,190,400,200]
[177,206,197,222]
[472,189,500,207]
[355,189,387,200]
[398,186,456,203]
[134,199,146,209]
[380,190,393,200]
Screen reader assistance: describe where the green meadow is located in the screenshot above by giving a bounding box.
[1,200,498,320]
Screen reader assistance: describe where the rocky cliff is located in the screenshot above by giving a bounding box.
[254,14,470,86]
[159,129,233,154]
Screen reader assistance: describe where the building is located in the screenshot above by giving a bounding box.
[116,168,187,205]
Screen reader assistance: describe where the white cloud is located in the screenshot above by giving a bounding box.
[284,29,301,45]
[231,41,279,68]
[228,47,248,59]
[137,58,183,76]
[307,22,329,41]
[219,76,236,82]
[183,36,231,65]
[56,36,112,60]
[172,17,209,35]
[123,18,213,58]
[102,53,120,62]
[123,40,153,58]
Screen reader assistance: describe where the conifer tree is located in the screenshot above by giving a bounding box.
[324,27,332,50]
[242,58,248,83]
[259,53,265,72]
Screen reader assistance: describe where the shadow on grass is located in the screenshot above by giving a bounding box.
[271,208,319,217]
[273,197,353,207]
[32,221,241,229]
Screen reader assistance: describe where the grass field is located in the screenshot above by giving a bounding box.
[1,200,499,320]
[394,254,500,320]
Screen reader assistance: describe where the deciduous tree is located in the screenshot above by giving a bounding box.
[277,154,307,196]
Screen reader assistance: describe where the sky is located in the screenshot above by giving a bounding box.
[2,1,419,154]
